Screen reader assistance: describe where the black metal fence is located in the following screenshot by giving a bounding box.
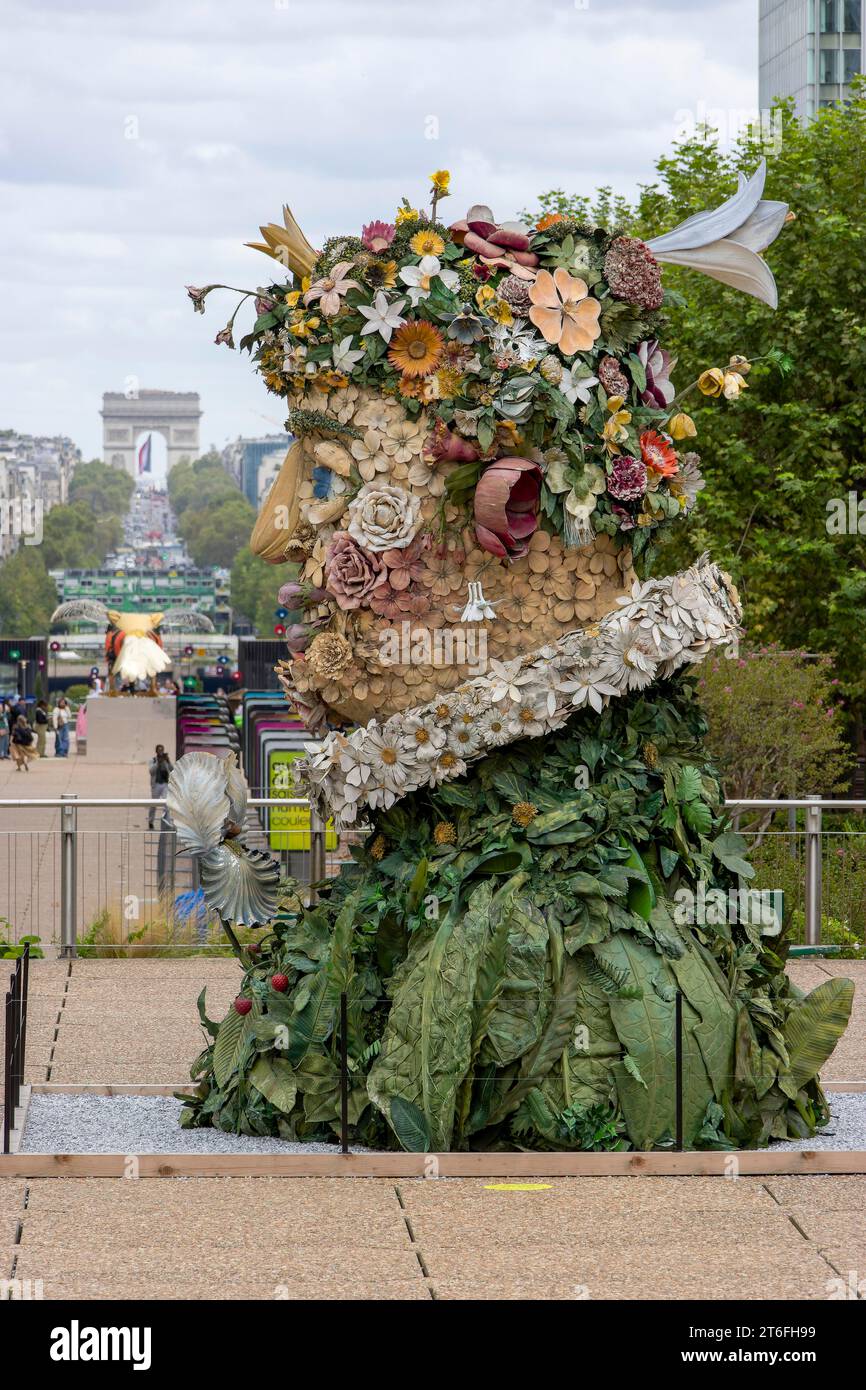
[3,943,30,1154]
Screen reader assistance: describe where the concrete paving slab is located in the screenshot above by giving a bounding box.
[14,1246,422,1282]
[36,1277,431,1301]
[765,1175,866,1208]
[18,1209,412,1247]
[397,1176,778,1210]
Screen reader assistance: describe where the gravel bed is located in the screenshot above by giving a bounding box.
[20,1095,369,1155]
[764,1092,866,1151]
[18,1092,866,1155]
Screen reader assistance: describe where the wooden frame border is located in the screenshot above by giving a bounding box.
[2,1150,866,1178]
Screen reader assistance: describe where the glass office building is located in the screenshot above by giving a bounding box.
[760,0,864,118]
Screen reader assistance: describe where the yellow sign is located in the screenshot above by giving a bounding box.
[483,1184,552,1191]
[269,749,337,852]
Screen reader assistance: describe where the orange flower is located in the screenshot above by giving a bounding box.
[537,213,565,231]
[387,321,444,378]
[528,268,601,355]
[640,429,678,477]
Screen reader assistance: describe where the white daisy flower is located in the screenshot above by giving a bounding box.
[401,716,446,763]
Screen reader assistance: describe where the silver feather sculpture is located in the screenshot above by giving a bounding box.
[646,160,789,308]
[166,752,280,928]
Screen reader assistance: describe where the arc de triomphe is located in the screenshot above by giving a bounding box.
[101,390,202,476]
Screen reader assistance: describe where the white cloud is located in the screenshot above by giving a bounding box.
[0,0,758,458]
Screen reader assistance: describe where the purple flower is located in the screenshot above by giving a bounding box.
[607,455,647,502]
[611,503,637,531]
[214,324,235,349]
[637,339,676,409]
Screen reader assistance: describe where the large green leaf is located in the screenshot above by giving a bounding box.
[479,893,549,1067]
[212,1007,250,1088]
[488,953,582,1125]
[249,1056,298,1114]
[390,1096,431,1152]
[783,978,854,1089]
[368,882,490,1148]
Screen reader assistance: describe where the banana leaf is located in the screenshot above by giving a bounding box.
[783,977,854,1089]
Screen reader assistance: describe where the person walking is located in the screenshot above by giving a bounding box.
[0,698,11,759]
[52,697,71,758]
[34,699,50,757]
[147,744,173,829]
[10,715,37,771]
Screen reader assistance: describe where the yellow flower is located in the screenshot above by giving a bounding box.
[433,820,457,846]
[601,407,631,453]
[475,284,495,308]
[410,229,445,257]
[606,394,626,412]
[667,412,697,439]
[430,170,451,195]
[396,205,421,226]
[300,276,311,294]
[284,290,302,308]
[512,801,539,828]
[487,298,514,326]
[433,366,464,399]
[698,368,725,397]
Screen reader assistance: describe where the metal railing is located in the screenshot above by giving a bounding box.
[3,942,30,1153]
[0,794,862,955]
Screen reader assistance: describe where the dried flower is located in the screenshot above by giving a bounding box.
[528,268,601,354]
[698,367,725,397]
[512,801,539,828]
[361,220,395,253]
[433,820,457,845]
[387,321,445,378]
[304,262,360,316]
[667,412,696,440]
[369,833,387,860]
[474,457,542,558]
[325,532,387,611]
[347,481,421,553]
[498,274,534,315]
[410,229,446,258]
[637,339,676,408]
[607,455,647,501]
[305,631,354,681]
[640,429,678,478]
[598,354,630,398]
[603,237,664,310]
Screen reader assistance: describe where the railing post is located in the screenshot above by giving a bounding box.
[59,794,78,960]
[308,803,326,904]
[804,796,823,947]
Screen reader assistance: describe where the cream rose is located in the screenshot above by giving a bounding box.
[346,481,421,553]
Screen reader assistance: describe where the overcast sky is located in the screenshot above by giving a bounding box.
[0,0,759,471]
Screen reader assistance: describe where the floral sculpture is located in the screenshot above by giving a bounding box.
[174,165,852,1153]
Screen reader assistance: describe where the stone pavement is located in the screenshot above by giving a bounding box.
[1,1174,864,1300]
[0,748,156,946]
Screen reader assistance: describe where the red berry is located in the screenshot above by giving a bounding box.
[247,944,260,958]
[271,974,289,993]
[234,996,252,1015]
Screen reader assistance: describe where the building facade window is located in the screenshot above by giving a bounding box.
[843,0,861,33]
[821,0,840,31]
[844,47,862,79]
[821,46,841,80]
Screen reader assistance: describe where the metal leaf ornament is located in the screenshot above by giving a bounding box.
[158,608,216,632]
[646,161,789,308]
[166,752,279,928]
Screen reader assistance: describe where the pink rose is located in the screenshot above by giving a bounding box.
[324,532,387,611]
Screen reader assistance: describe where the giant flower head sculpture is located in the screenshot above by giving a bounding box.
[188,164,788,729]
[166,753,280,928]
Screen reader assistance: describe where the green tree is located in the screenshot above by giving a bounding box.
[0,548,58,634]
[181,494,257,568]
[41,502,123,569]
[69,459,134,517]
[696,647,852,819]
[533,84,866,738]
[169,454,238,518]
[231,545,299,634]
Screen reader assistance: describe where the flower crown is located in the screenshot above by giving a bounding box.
[187,165,787,568]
